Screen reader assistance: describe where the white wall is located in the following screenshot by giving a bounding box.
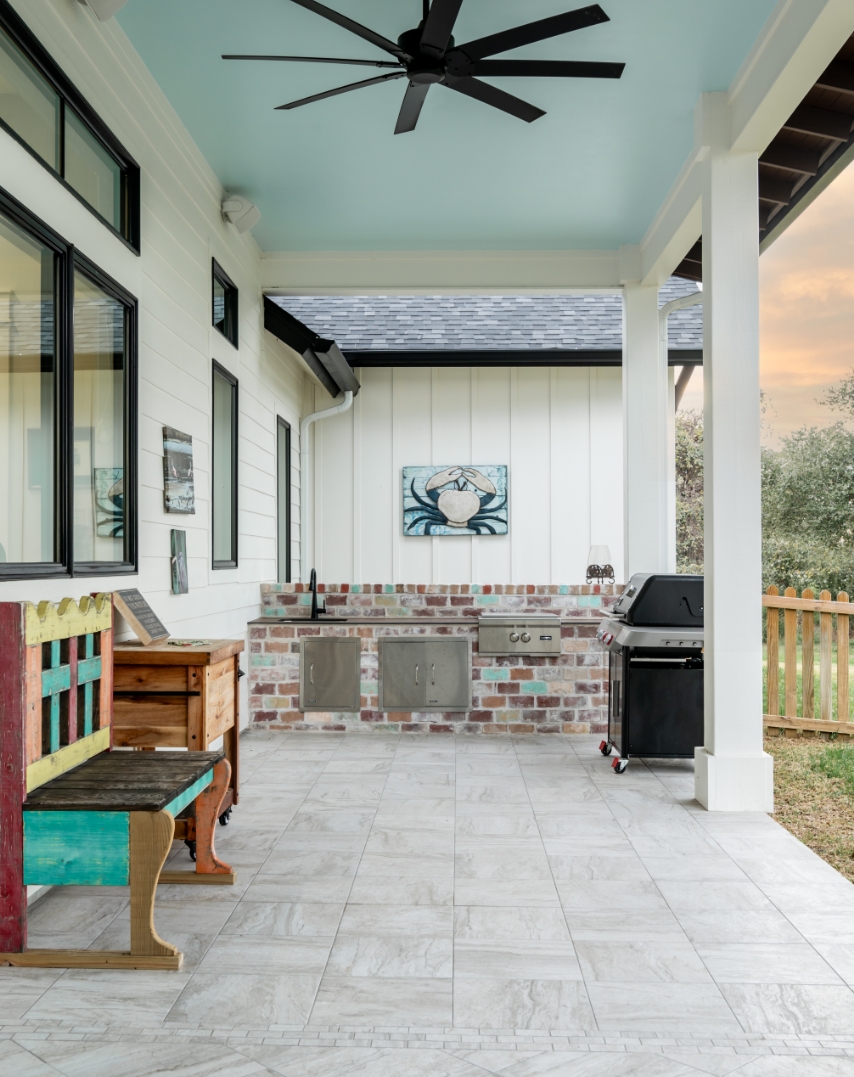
[310,366,623,584]
[0,0,307,723]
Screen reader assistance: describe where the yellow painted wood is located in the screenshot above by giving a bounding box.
[25,593,112,646]
[802,589,815,720]
[26,728,110,792]
[839,592,850,725]
[820,590,833,723]
[766,586,780,717]
[0,950,182,970]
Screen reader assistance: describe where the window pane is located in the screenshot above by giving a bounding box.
[212,367,235,564]
[73,271,126,564]
[0,212,56,564]
[0,28,59,169]
[277,419,290,582]
[64,109,122,232]
[213,276,226,335]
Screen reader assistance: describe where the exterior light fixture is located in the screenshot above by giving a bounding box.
[586,545,615,584]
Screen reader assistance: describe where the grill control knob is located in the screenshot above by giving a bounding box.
[509,632,520,642]
[521,632,531,643]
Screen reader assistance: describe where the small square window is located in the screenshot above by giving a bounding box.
[212,259,238,348]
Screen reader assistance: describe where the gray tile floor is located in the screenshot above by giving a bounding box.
[4,732,854,1075]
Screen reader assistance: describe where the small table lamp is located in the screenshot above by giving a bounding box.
[586,545,615,584]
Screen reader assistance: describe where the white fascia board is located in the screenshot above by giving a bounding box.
[638,151,703,287]
[729,0,854,154]
[260,249,623,295]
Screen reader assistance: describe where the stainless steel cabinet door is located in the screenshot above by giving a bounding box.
[379,638,471,712]
[423,640,471,710]
[379,639,426,711]
[300,638,361,712]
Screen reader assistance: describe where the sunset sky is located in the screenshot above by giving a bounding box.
[677,160,854,445]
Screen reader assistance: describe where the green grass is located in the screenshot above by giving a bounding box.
[815,744,854,794]
[763,640,854,720]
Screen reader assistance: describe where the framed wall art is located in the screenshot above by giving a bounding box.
[163,426,195,514]
[402,465,508,536]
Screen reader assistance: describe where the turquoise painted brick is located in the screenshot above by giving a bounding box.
[476,595,499,605]
[559,585,570,595]
[298,594,312,605]
[351,585,362,593]
[482,668,510,680]
[384,585,395,593]
[578,595,602,608]
[471,585,482,594]
[528,682,549,694]
[360,681,376,693]
[251,655,277,667]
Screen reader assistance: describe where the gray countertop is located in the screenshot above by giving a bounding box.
[249,616,603,626]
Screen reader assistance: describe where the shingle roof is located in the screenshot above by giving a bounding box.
[272,277,702,355]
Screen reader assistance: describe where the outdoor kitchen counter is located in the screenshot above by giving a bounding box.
[249,583,619,736]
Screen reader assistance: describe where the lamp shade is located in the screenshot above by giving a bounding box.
[587,545,612,567]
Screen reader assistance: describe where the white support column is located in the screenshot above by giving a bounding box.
[694,101,773,811]
[622,279,670,580]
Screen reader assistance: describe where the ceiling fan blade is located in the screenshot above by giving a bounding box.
[444,75,544,123]
[287,0,409,59]
[276,70,405,111]
[395,81,430,134]
[475,59,624,78]
[223,54,402,68]
[420,0,465,58]
[458,4,609,62]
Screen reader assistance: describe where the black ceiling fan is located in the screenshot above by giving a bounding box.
[223,0,625,134]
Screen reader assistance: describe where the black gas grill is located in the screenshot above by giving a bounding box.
[597,573,704,773]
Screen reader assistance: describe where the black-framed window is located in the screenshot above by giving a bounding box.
[212,259,238,347]
[0,0,140,251]
[277,417,291,582]
[0,184,137,579]
[212,361,238,569]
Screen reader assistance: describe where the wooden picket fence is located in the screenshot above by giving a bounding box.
[764,585,854,737]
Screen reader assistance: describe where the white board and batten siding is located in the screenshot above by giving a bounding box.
[310,366,624,585]
[0,0,306,725]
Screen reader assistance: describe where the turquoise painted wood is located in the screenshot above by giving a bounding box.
[23,812,129,886]
[77,655,101,685]
[164,770,213,818]
[41,664,71,696]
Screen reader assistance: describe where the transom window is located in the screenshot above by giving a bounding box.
[212,259,238,347]
[0,0,139,249]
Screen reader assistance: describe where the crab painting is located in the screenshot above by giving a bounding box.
[403,465,508,536]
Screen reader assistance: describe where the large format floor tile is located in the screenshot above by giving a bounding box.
[7,730,854,1073]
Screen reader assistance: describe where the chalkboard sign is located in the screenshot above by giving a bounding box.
[113,589,170,646]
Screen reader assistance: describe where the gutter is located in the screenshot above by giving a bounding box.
[659,289,703,407]
[300,391,354,583]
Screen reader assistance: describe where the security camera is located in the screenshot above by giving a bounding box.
[80,0,128,20]
[222,196,261,235]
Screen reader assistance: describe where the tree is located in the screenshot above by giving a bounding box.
[675,409,703,574]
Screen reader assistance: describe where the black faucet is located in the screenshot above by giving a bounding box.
[309,568,326,620]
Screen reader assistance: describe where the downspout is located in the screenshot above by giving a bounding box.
[299,391,354,583]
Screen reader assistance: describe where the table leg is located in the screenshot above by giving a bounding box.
[159,759,235,885]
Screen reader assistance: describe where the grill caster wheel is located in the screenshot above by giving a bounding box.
[611,758,628,774]
[599,740,612,756]
[219,807,232,826]
[185,839,197,861]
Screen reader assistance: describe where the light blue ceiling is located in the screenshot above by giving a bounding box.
[117,0,777,252]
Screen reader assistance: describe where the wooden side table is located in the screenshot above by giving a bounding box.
[112,640,243,821]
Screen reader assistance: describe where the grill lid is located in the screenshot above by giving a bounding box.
[612,573,704,627]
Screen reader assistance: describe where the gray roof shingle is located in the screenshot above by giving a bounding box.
[272,277,702,355]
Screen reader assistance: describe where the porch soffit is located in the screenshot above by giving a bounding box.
[116,0,777,256]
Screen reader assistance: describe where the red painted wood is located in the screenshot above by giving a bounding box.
[66,635,78,745]
[0,603,27,952]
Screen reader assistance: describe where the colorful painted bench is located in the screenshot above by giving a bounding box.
[0,595,234,971]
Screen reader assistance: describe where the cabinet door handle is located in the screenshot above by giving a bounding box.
[415,663,419,686]
[310,662,315,686]
[431,663,435,685]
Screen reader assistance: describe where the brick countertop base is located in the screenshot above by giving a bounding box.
[250,584,620,736]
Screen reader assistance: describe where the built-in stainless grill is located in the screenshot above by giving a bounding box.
[478,615,561,656]
[597,573,704,772]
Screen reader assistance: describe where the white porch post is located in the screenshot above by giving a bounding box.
[694,103,773,810]
[622,277,670,580]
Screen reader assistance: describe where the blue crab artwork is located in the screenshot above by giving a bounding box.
[403,465,508,536]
